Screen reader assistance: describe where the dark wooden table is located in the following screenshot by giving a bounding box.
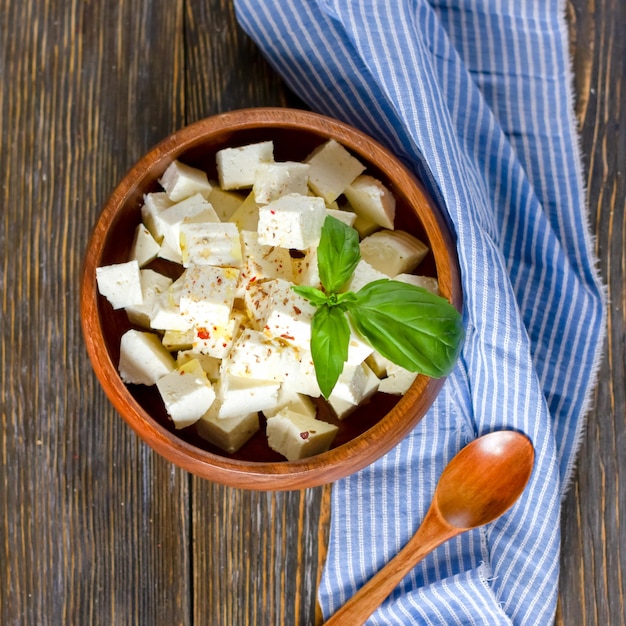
[1,1,623,624]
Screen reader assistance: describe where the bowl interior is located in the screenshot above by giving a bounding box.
[83,109,460,488]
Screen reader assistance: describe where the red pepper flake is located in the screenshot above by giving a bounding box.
[280,333,295,341]
[250,276,257,283]
[197,327,210,340]
[270,210,276,215]
[293,306,301,315]
[299,431,310,440]
[222,343,228,348]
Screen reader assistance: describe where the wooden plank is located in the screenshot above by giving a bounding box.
[557,0,626,624]
[0,1,191,624]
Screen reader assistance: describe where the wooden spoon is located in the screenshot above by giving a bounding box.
[323,430,535,625]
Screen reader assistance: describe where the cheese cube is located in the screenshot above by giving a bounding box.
[131,223,161,267]
[96,260,143,310]
[237,230,295,295]
[225,329,301,383]
[159,160,213,202]
[192,310,245,358]
[289,349,322,397]
[155,193,215,262]
[352,213,380,238]
[125,269,173,328]
[345,326,375,366]
[345,259,389,293]
[257,193,326,249]
[394,273,440,295]
[196,406,259,454]
[258,278,316,349]
[180,222,243,268]
[344,174,396,229]
[207,184,245,221]
[228,192,260,231]
[176,350,221,381]
[253,161,310,204]
[179,265,239,328]
[241,280,275,329]
[141,192,174,242]
[360,230,429,276]
[378,360,419,395]
[150,274,192,332]
[162,328,194,352]
[216,140,274,190]
[155,359,216,429]
[118,329,175,386]
[305,139,365,203]
[263,387,317,419]
[215,374,280,419]
[325,208,357,227]
[329,363,380,420]
[266,409,338,461]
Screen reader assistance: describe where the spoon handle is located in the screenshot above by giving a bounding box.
[323,505,457,626]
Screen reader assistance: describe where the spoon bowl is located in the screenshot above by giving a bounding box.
[324,430,534,625]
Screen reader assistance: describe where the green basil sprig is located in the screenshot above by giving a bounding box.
[292,216,464,398]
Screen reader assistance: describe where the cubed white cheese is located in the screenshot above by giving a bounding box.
[378,360,419,395]
[241,280,275,330]
[225,329,301,383]
[344,174,396,230]
[196,406,259,454]
[228,192,260,231]
[305,139,365,203]
[258,278,317,349]
[141,192,174,242]
[125,269,173,328]
[325,208,357,227]
[179,265,239,328]
[155,359,216,429]
[263,387,317,419]
[96,260,143,310]
[159,160,213,202]
[394,273,439,295]
[289,349,322,398]
[216,140,274,190]
[162,328,194,352]
[180,221,243,268]
[360,230,429,277]
[266,409,338,461]
[207,184,245,221]
[150,274,192,332]
[257,193,326,249]
[192,309,245,358]
[118,329,175,386]
[352,213,380,238]
[131,223,161,267]
[328,363,380,420]
[176,350,221,381]
[345,259,389,293]
[215,373,280,419]
[253,161,310,204]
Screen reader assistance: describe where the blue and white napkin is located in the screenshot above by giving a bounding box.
[235,1,606,623]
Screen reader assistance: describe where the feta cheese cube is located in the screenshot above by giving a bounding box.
[344,174,396,230]
[352,213,380,238]
[394,273,439,295]
[253,161,310,204]
[378,360,419,395]
[150,276,193,332]
[215,373,280,419]
[192,309,245,358]
[360,230,429,276]
[196,406,259,454]
[241,280,275,330]
[159,160,213,202]
[162,328,194,352]
[325,208,357,227]
[257,193,326,249]
[131,223,161,267]
[305,139,365,203]
[141,192,174,242]
[155,359,216,429]
[125,269,173,328]
[207,184,245,221]
[228,192,260,231]
[329,363,380,420]
[345,259,389,293]
[216,140,274,190]
[179,265,239,328]
[180,222,243,268]
[176,350,221,381]
[118,329,175,386]
[289,349,322,397]
[225,329,301,383]
[263,387,317,419]
[96,260,143,310]
[266,409,338,460]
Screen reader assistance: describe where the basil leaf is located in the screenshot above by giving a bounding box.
[310,303,351,398]
[348,280,464,378]
[317,216,361,293]
[291,284,328,307]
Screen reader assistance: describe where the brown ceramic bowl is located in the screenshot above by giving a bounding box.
[80,108,462,490]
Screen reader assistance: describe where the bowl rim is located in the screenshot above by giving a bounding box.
[80,107,462,491]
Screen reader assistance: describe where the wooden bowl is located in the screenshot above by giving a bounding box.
[80,108,462,490]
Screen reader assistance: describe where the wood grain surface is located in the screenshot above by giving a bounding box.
[1,1,623,625]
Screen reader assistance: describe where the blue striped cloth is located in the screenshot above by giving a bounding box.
[235,1,606,623]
